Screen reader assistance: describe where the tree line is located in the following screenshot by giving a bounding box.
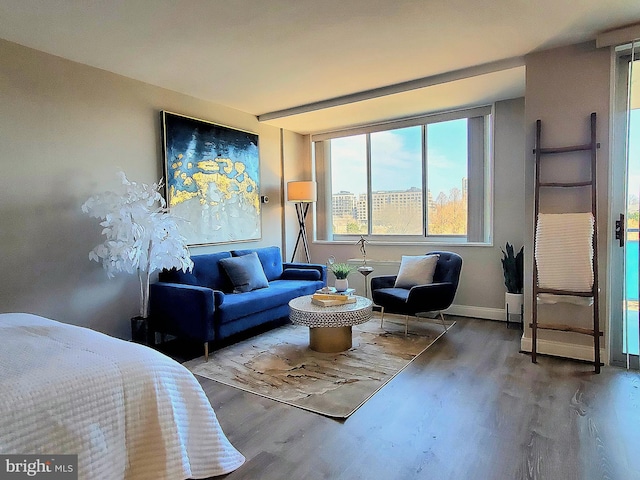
[333,187,467,235]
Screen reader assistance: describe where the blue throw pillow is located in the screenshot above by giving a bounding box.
[231,246,283,281]
[219,252,269,293]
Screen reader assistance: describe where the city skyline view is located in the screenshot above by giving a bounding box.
[331,178,468,236]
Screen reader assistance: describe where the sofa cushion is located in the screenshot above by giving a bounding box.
[371,287,410,312]
[231,246,283,281]
[160,251,233,292]
[219,252,269,293]
[217,279,320,325]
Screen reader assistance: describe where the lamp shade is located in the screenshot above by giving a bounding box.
[287,181,317,202]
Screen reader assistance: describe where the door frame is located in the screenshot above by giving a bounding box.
[609,43,639,368]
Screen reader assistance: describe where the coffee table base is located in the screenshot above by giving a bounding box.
[309,326,352,353]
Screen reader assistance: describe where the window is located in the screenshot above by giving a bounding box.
[313,106,492,243]
[427,119,468,236]
[330,135,367,234]
[370,126,422,235]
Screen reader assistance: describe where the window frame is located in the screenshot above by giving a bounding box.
[312,105,494,245]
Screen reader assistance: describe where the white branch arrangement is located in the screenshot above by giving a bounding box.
[82,172,193,319]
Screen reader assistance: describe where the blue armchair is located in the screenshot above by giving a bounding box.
[371,251,462,335]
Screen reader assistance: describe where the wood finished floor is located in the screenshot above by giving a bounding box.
[196,317,640,480]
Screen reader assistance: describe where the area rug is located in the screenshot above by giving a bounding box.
[183,315,454,418]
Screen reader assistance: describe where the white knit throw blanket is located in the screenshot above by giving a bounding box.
[535,213,594,293]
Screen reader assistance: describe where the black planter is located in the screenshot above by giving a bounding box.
[131,316,154,346]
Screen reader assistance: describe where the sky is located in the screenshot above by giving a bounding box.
[627,60,640,205]
[330,119,468,198]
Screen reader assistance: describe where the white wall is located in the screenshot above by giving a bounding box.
[522,42,611,361]
[282,130,312,263]
[308,97,526,318]
[0,39,299,339]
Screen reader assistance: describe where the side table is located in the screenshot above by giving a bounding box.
[357,265,374,298]
[289,295,373,352]
[506,304,524,330]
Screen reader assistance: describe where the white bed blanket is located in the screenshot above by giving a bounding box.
[0,313,244,479]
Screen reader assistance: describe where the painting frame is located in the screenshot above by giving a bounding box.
[161,111,261,246]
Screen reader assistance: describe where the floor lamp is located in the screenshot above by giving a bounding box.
[287,180,317,263]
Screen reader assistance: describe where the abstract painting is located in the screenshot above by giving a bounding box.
[161,111,261,246]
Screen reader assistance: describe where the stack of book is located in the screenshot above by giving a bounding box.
[311,288,356,307]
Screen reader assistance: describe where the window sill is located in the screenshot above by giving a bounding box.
[313,239,494,248]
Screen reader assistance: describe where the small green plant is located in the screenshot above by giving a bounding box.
[330,262,355,280]
[501,242,524,294]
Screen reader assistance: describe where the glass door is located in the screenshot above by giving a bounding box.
[625,99,640,360]
[611,41,640,368]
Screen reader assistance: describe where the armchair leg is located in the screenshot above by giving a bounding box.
[204,342,209,362]
[380,307,385,328]
[439,312,448,333]
[404,315,409,336]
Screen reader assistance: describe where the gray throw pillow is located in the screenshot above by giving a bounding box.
[394,254,439,289]
[219,252,269,293]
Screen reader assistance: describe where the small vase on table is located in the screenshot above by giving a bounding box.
[335,278,349,292]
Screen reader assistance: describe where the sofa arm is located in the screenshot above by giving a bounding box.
[406,282,455,311]
[371,275,397,290]
[149,282,224,343]
[282,262,327,284]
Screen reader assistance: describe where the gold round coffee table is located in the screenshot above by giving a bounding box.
[288,295,373,353]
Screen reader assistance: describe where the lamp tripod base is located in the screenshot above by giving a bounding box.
[291,202,311,263]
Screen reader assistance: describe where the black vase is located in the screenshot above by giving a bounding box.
[131,316,154,346]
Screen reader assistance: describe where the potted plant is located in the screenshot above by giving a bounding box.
[501,242,524,318]
[330,262,355,292]
[82,172,193,342]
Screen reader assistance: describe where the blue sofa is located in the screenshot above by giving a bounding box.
[149,246,326,360]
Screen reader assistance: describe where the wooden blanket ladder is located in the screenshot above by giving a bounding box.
[531,112,603,373]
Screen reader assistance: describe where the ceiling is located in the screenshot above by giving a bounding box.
[0,0,639,134]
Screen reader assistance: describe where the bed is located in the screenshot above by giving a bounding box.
[0,313,245,479]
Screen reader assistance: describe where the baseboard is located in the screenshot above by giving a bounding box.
[520,336,605,362]
[444,305,607,364]
[444,304,506,321]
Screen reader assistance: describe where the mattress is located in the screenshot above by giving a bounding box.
[0,313,244,479]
